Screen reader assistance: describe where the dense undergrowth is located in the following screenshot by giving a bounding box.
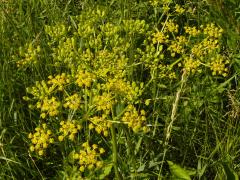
[0,0,240,179]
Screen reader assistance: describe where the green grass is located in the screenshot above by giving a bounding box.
[0,0,240,179]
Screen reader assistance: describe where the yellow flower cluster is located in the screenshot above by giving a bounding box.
[64,94,81,110]
[202,23,223,38]
[191,38,219,57]
[93,92,114,114]
[149,0,159,7]
[177,36,188,44]
[134,9,226,80]
[89,115,112,137]
[149,0,171,6]
[91,46,128,78]
[52,37,76,66]
[77,21,96,38]
[122,19,148,34]
[100,22,121,38]
[164,19,179,33]
[79,48,94,64]
[187,24,222,59]
[26,80,55,101]
[167,48,178,57]
[28,123,54,156]
[122,105,149,133]
[137,42,165,71]
[163,4,170,12]
[58,120,82,141]
[23,5,231,174]
[77,8,106,38]
[202,38,219,54]
[156,64,177,79]
[73,142,105,172]
[47,73,70,91]
[210,55,229,77]
[45,23,67,40]
[175,4,185,14]
[94,52,127,79]
[152,31,169,44]
[168,36,187,56]
[89,33,104,49]
[93,49,118,78]
[183,57,201,73]
[37,97,60,118]
[184,26,201,36]
[75,70,96,88]
[191,44,204,57]
[16,43,41,67]
[104,78,143,102]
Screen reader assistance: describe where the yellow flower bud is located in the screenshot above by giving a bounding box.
[58,135,64,142]
[38,150,44,156]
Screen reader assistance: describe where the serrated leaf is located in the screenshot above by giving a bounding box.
[167,161,191,180]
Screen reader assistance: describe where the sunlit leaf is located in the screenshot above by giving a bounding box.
[168,161,192,180]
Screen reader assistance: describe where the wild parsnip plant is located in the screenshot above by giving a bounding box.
[1,0,240,179]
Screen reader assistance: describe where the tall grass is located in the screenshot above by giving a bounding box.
[0,1,82,178]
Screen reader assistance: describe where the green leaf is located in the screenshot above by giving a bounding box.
[167,161,191,180]
[99,163,113,179]
[216,74,237,92]
[137,163,146,172]
[222,162,239,180]
[67,150,75,165]
[134,137,143,155]
[158,84,167,89]
[115,102,125,116]
[228,0,237,5]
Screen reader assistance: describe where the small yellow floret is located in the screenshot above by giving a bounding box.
[58,120,82,141]
[73,142,104,172]
[28,124,54,156]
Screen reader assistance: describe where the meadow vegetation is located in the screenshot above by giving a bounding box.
[0,0,240,179]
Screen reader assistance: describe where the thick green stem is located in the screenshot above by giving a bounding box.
[111,124,121,180]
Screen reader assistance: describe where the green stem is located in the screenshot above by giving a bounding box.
[124,127,137,176]
[111,124,121,180]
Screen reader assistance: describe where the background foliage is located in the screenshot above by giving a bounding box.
[0,0,240,179]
